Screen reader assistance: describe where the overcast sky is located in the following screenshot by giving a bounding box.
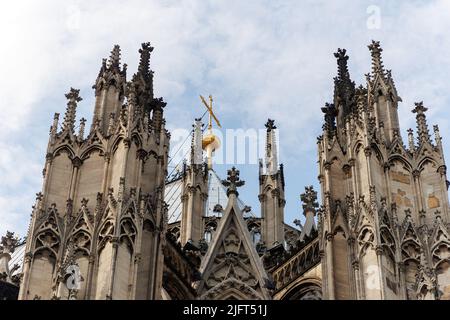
[1,0,450,238]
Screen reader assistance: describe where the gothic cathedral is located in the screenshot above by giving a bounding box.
[1,40,449,300]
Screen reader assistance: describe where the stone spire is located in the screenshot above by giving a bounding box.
[62,88,82,133]
[368,40,386,78]
[0,231,20,284]
[180,118,208,248]
[265,119,278,174]
[433,125,442,149]
[301,185,319,214]
[0,231,19,255]
[191,118,203,165]
[92,44,127,96]
[131,42,155,110]
[299,186,318,240]
[333,48,355,117]
[407,128,415,151]
[222,167,245,197]
[149,97,166,133]
[321,103,337,138]
[107,45,122,71]
[137,42,153,80]
[259,119,286,249]
[412,101,431,145]
[335,48,351,83]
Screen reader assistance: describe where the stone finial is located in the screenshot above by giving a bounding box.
[264,119,278,175]
[130,42,155,111]
[191,118,203,165]
[137,42,154,79]
[333,48,355,118]
[108,44,121,70]
[222,167,245,197]
[265,119,277,131]
[51,113,60,137]
[78,118,86,141]
[0,231,19,254]
[407,128,415,151]
[65,87,82,104]
[368,40,385,77]
[300,186,319,214]
[150,97,166,133]
[412,101,431,145]
[62,88,82,133]
[321,103,337,137]
[334,48,350,82]
[433,125,441,146]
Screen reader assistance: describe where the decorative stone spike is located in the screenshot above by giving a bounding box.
[62,88,82,133]
[333,48,355,119]
[191,118,203,165]
[368,40,386,78]
[300,186,319,214]
[0,231,19,254]
[131,42,155,111]
[78,118,86,141]
[265,119,277,131]
[264,119,278,175]
[334,48,350,81]
[321,103,337,138]
[433,125,442,147]
[150,97,166,132]
[407,128,415,151]
[51,113,60,137]
[412,101,431,145]
[138,42,154,78]
[221,167,245,197]
[108,45,121,70]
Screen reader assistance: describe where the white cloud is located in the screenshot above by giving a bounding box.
[1,0,450,236]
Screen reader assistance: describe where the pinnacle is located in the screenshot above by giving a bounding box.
[265,119,277,131]
[62,88,82,133]
[368,40,385,77]
[300,186,318,213]
[65,87,82,103]
[108,44,121,69]
[222,167,245,197]
[412,101,431,145]
[137,42,154,77]
[334,48,350,81]
[333,47,355,112]
[412,101,428,114]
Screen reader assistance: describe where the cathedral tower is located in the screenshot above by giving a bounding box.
[318,41,450,300]
[19,43,169,300]
[259,119,286,249]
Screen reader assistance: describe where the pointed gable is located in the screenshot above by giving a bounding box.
[197,174,271,300]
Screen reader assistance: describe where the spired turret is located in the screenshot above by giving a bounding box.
[19,43,170,300]
[180,119,209,247]
[259,119,286,249]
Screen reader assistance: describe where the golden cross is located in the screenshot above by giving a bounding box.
[199,94,222,130]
